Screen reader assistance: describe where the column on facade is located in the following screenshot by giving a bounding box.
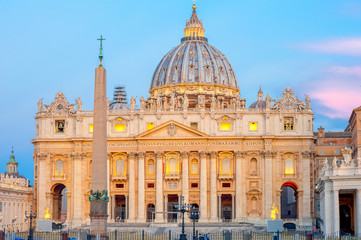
[72,152,84,226]
[111,196,115,220]
[181,152,189,204]
[199,151,208,221]
[209,151,217,221]
[218,195,221,219]
[324,183,332,235]
[232,194,235,220]
[302,151,312,221]
[262,150,274,219]
[333,190,340,234]
[128,152,136,221]
[155,152,164,222]
[137,152,146,222]
[356,189,361,236]
[37,153,49,219]
[235,151,243,220]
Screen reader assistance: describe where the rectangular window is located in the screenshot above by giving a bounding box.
[220,122,231,131]
[55,120,65,133]
[284,117,294,131]
[114,124,126,132]
[147,183,155,188]
[116,184,124,189]
[222,183,231,188]
[191,183,198,188]
[191,122,198,130]
[147,123,154,130]
[89,124,93,133]
[249,122,257,131]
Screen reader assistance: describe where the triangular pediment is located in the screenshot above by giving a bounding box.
[135,120,209,139]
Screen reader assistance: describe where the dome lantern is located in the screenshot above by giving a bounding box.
[181,3,207,43]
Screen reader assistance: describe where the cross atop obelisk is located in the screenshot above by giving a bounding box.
[89,35,108,237]
[97,35,106,65]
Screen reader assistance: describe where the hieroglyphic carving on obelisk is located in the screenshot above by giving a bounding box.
[89,35,109,235]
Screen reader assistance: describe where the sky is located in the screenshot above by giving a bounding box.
[1,0,361,183]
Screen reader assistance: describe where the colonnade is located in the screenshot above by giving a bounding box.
[323,186,361,236]
[0,201,29,231]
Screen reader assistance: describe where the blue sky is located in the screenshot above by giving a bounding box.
[1,0,361,182]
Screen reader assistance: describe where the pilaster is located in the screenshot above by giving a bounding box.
[261,150,276,219]
[301,150,312,221]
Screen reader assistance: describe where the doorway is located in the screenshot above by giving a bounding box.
[146,203,155,222]
[167,194,179,223]
[114,195,127,222]
[221,194,232,222]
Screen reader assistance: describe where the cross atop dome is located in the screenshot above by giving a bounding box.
[182,2,208,43]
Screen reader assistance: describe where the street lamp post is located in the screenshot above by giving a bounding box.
[189,207,200,240]
[25,206,37,240]
[175,196,192,240]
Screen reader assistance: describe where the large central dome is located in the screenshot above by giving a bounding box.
[149,4,239,98]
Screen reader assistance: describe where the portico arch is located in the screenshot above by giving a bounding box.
[51,183,67,223]
[281,181,298,219]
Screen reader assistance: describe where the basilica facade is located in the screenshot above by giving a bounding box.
[32,4,315,228]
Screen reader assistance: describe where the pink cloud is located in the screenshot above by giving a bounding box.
[301,38,361,56]
[308,70,361,119]
[310,88,361,119]
[327,66,361,77]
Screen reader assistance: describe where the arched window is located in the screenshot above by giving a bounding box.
[285,158,294,174]
[250,158,257,174]
[116,159,125,176]
[221,158,231,175]
[168,158,177,174]
[191,159,199,176]
[148,159,155,176]
[55,160,64,176]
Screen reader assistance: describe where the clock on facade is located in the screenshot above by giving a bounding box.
[282,98,294,109]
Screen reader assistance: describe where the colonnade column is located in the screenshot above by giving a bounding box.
[302,150,312,222]
[333,190,340,234]
[199,151,208,221]
[155,152,164,222]
[235,151,243,220]
[181,152,189,204]
[137,152,146,222]
[210,151,217,221]
[128,152,136,222]
[356,189,361,236]
[324,183,332,235]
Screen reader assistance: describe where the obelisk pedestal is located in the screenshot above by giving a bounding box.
[89,36,108,236]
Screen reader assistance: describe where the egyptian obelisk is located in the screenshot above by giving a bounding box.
[89,35,108,235]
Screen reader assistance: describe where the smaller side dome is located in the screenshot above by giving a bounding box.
[109,86,130,110]
[249,87,266,109]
